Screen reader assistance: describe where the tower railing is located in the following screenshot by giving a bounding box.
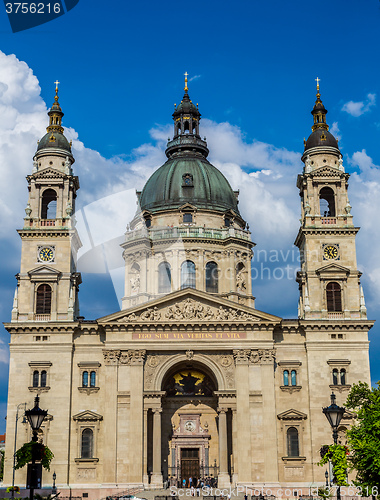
[125,226,251,243]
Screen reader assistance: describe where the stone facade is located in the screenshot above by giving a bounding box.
[3,83,374,498]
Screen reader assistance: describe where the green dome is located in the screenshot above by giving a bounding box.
[37,131,71,154]
[139,157,240,214]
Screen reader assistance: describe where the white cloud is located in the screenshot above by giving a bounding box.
[189,75,201,82]
[0,49,380,361]
[342,93,376,117]
[330,122,341,142]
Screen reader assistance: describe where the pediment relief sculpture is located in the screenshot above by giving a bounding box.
[117,298,260,323]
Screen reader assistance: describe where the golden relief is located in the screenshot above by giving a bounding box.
[165,370,215,396]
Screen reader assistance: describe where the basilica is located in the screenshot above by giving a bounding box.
[3,77,374,498]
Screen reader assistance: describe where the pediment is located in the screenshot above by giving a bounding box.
[73,410,103,422]
[277,409,308,420]
[316,263,350,276]
[179,203,197,211]
[310,166,347,178]
[28,265,61,277]
[28,167,68,180]
[98,288,281,325]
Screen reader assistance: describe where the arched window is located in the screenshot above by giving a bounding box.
[181,260,196,289]
[205,261,218,293]
[33,370,39,388]
[90,371,96,387]
[283,370,289,386]
[319,187,335,217]
[183,213,193,223]
[340,369,346,385]
[36,284,52,315]
[158,262,171,294]
[82,371,88,387]
[291,370,297,386]
[81,428,93,458]
[332,368,338,385]
[326,282,342,312]
[40,370,47,387]
[287,427,299,457]
[41,189,57,219]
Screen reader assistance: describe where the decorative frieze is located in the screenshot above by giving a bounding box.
[250,349,276,364]
[233,348,276,365]
[117,298,260,323]
[102,349,146,366]
[102,349,121,365]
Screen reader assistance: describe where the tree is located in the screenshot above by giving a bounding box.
[345,381,380,493]
[0,449,4,481]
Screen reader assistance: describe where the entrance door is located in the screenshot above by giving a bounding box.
[181,448,199,485]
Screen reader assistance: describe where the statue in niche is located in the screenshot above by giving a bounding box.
[304,199,311,215]
[65,156,72,174]
[130,274,140,294]
[236,269,246,292]
[305,155,312,173]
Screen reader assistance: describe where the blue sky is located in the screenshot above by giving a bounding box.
[0,0,380,433]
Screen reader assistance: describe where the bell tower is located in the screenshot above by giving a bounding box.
[12,82,81,323]
[295,80,367,320]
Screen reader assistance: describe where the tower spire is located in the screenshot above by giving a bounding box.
[184,71,188,92]
[311,77,329,132]
[47,80,64,135]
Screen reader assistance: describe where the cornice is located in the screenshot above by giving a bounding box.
[300,320,374,331]
[17,228,77,238]
[4,322,80,334]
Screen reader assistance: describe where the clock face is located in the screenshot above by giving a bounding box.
[38,247,54,262]
[323,245,338,260]
[184,420,196,432]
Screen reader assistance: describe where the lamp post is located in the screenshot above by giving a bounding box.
[52,472,57,495]
[322,392,345,500]
[12,403,27,500]
[25,396,47,500]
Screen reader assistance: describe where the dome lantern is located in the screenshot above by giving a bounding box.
[302,78,340,157]
[35,81,73,160]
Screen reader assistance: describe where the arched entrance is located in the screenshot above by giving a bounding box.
[144,359,234,488]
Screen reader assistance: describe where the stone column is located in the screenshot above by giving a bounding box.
[102,350,120,484]
[231,408,238,484]
[143,408,149,486]
[260,350,279,485]
[128,350,146,482]
[151,408,163,487]
[218,408,230,487]
[233,349,252,483]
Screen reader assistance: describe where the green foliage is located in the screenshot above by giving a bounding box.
[0,449,4,481]
[317,487,332,500]
[319,444,349,486]
[15,441,54,471]
[6,486,20,494]
[345,381,380,490]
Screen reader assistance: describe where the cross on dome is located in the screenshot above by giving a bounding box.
[184,72,188,91]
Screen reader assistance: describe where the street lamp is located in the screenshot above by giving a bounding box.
[25,396,47,500]
[52,472,57,495]
[12,403,27,500]
[322,392,345,500]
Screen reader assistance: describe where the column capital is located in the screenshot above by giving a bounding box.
[153,407,163,414]
[250,348,276,364]
[217,407,228,414]
[233,349,251,364]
